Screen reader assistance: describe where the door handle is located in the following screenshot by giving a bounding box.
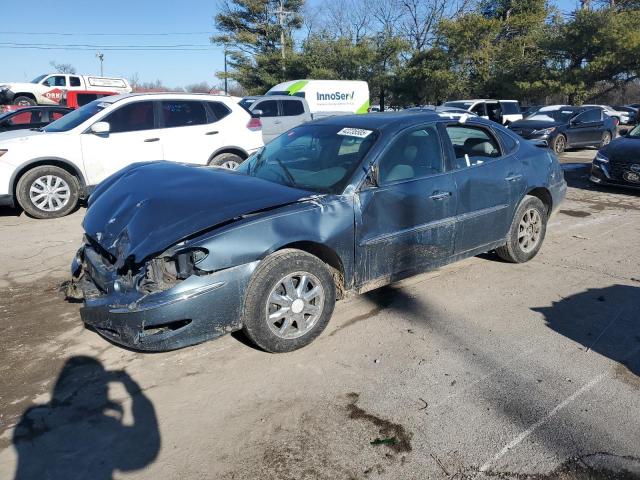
[505,174,523,182]
[144,137,160,142]
[429,191,452,200]
[205,130,219,135]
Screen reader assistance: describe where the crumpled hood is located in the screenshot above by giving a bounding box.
[83,161,313,264]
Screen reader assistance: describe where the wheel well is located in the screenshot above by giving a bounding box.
[12,160,85,197]
[278,241,346,299]
[209,148,248,163]
[13,92,36,100]
[527,187,552,215]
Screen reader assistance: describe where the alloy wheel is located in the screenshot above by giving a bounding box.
[518,208,542,253]
[265,271,325,339]
[554,136,565,153]
[29,175,71,212]
[221,160,240,169]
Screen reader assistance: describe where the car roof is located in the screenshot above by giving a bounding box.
[311,111,486,131]
[445,99,518,103]
[101,92,240,105]
[242,95,298,101]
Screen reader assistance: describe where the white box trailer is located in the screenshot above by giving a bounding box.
[266,80,370,116]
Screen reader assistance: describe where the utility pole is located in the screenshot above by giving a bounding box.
[223,46,228,95]
[95,52,104,76]
[274,0,293,72]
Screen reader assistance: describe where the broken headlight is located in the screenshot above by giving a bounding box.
[138,248,209,294]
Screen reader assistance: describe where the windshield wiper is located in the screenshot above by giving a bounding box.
[273,156,296,185]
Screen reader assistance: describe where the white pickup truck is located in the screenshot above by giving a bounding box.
[0,74,132,106]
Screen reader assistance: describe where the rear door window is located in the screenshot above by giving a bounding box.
[578,109,602,123]
[282,100,305,116]
[445,125,502,169]
[161,101,207,128]
[103,101,155,133]
[69,76,82,87]
[500,101,520,115]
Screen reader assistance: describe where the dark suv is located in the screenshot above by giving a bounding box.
[508,106,616,154]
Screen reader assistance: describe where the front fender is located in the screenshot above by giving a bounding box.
[189,196,356,287]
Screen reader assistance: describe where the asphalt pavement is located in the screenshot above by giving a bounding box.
[0,148,639,479]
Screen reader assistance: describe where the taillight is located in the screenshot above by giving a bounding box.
[247,117,262,130]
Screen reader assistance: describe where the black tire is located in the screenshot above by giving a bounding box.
[12,95,36,106]
[551,134,566,154]
[600,131,612,148]
[209,152,244,169]
[496,195,548,263]
[16,165,80,219]
[241,249,336,353]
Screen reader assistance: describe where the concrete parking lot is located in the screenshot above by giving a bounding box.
[1,148,639,479]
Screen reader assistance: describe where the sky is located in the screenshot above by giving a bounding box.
[1,0,582,89]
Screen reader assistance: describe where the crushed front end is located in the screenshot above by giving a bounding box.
[69,236,258,351]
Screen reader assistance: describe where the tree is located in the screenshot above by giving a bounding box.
[49,61,76,74]
[212,0,305,94]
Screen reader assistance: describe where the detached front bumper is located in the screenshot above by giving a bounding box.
[71,246,259,351]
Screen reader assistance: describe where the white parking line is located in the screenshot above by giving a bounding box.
[479,372,607,472]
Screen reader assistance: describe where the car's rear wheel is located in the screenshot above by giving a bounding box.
[209,152,243,169]
[241,249,336,353]
[16,165,79,219]
[551,134,566,154]
[496,195,547,263]
[600,131,612,148]
[12,95,36,106]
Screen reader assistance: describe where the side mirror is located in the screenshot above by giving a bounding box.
[90,121,110,134]
[619,128,629,136]
[251,109,264,118]
[363,164,379,188]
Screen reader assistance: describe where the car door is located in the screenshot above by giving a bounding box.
[568,109,602,145]
[444,123,525,254]
[251,99,280,143]
[80,100,162,185]
[356,124,457,284]
[470,102,487,119]
[280,99,309,133]
[155,99,220,164]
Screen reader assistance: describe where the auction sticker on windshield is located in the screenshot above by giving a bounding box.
[337,127,373,138]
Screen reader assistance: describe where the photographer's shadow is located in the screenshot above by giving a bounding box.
[12,356,160,480]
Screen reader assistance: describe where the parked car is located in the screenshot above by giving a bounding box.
[507,105,616,154]
[629,103,640,109]
[60,90,116,109]
[240,95,312,143]
[0,93,263,218]
[0,73,131,106]
[442,99,523,125]
[0,106,72,133]
[590,123,640,189]
[67,112,566,352]
[583,104,630,125]
[612,105,638,125]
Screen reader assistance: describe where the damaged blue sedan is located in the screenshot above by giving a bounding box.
[69,112,566,352]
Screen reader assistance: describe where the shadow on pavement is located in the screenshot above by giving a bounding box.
[12,356,160,480]
[533,284,640,380]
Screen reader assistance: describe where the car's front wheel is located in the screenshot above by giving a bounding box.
[12,95,36,106]
[242,249,336,352]
[16,165,80,219]
[496,195,548,263]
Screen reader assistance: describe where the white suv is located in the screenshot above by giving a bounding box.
[0,93,263,218]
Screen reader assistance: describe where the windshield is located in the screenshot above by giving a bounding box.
[526,109,577,122]
[236,124,378,194]
[44,100,108,132]
[31,74,47,84]
[443,101,473,109]
[628,125,640,138]
[238,98,256,112]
